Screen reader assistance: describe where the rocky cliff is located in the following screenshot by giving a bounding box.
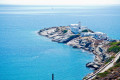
[38,26,119,80]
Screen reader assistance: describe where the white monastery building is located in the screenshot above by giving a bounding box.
[70,22,87,34]
[69,22,107,40]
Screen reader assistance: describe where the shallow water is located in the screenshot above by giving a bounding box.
[0,5,120,80]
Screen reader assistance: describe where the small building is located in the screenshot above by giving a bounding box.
[81,32,94,37]
[94,32,107,40]
[70,22,87,34]
[81,32,108,40]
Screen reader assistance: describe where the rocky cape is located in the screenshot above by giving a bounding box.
[38,26,117,79]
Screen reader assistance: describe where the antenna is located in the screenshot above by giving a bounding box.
[78,21,81,26]
[78,21,81,29]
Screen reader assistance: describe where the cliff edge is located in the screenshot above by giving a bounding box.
[38,25,120,80]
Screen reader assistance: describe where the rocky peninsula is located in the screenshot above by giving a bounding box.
[38,24,120,80]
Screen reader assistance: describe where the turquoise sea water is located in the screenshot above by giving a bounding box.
[0,5,120,80]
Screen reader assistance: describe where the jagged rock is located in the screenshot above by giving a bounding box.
[86,62,101,70]
[85,42,91,48]
[73,46,78,48]
[99,47,103,53]
[89,47,94,52]
[38,26,115,79]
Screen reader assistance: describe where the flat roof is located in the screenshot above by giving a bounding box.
[70,24,79,26]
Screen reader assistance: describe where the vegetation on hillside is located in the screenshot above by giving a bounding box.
[108,42,120,53]
[93,42,120,80]
[62,30,68,33]
[105,42,120,64]
[82,29,89,32]
[81,29,94,33]
[93,57,120,80]
[97,71,109,77]
[105,56,115,64]
[109,42,120,46]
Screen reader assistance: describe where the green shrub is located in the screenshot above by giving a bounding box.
[108,46,120,53]
[105,56,115,64]
[62,30,68,33]
[109,42,118,45]
[109,42,120,46]
[69,35,79,39]
[117,42,120,46]
[82,29,88,32]
[114,63,120,67]
[97,71,109,77]
[105,58,112,64]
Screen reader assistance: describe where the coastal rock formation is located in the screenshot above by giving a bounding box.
[38,25,120,80]
[38,26,112,69]
[86,62,101,70]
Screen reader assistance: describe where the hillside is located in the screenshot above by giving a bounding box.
[93,42,120,80]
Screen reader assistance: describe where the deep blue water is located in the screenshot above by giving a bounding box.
[0,5,120,80]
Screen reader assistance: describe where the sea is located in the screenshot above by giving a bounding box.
[0,5,120,80]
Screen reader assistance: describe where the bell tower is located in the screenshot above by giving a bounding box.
[78,21,81,29]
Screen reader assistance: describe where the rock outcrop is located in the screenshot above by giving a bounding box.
[86,62,101,70]
[38,26,113,72]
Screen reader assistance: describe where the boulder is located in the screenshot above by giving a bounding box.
[86,62,101,70]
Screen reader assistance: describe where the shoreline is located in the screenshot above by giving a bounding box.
[38,26,119,79]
